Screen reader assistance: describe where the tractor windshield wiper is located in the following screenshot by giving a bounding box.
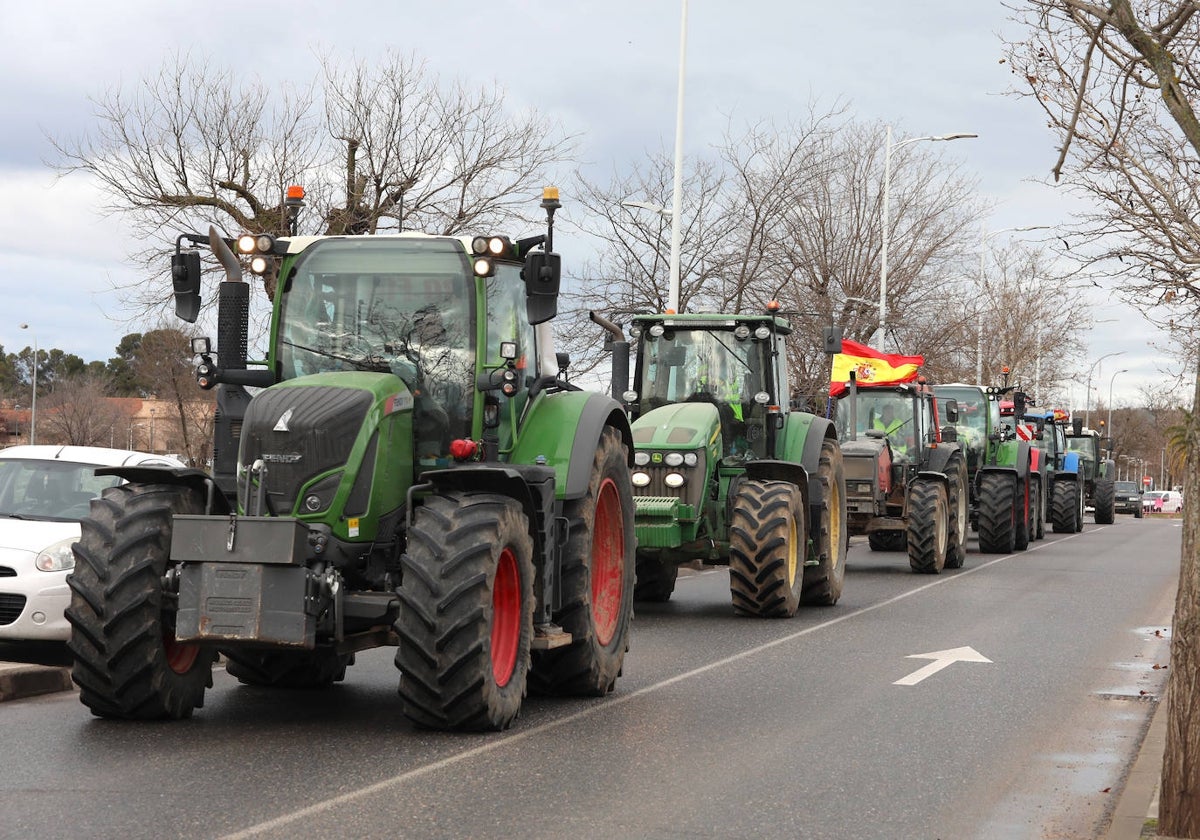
[281,339,392,374]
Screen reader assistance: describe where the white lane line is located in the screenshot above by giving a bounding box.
[221,532,1085,839]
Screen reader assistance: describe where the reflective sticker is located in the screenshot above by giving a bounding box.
[348,517,360,537]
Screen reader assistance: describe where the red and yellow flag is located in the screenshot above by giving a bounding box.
[829,339,924,397]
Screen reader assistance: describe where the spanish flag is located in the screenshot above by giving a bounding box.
[829,339,924,397]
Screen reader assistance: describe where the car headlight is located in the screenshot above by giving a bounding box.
[35,537,77,572]
[632,472,651,488]
[664,473,686,488]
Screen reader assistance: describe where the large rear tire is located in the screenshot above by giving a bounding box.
[802,438,848,605]
[529,426,635,696]
[943,452,969,569]
[395,492,534,731]
[1051,479,1081,533]
[1093,478,1116,524]
[729,479,806,617]
[66,483,215,720]
[1013,474,1031,552]
[977,472,1016,554]
[907,478,948,574]
[226,649,353,689]
[634,550,679,602]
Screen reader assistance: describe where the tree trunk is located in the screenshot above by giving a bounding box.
[1160,353,1200,836]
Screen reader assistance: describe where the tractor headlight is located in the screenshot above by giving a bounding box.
[648,324,665,338]
[634,451,651,466]
[664,452,684,467]
[754,326,771,340]
[622,390,639,404]
[734,325,751,341]
[664,473,686,488]
[236,234,258,254]
[683,452,698,467]
[250,256,269,274]
[631,472,651,488]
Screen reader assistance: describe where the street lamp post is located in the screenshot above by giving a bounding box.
[666,0,688,314]
[1083,351,1125,429]
[975,226,1051,383]
[19,323,36,446]
[1106,368,1128,441]
[879,127,976,351]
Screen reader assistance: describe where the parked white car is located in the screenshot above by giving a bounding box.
[0,445,185,641]
[1158,490,1184,514]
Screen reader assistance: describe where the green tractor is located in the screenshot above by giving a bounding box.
[1063,417,1117,525]
[592,307,848,616]
[65,188,638,732]
[932,382,1041,554]
[836,378,969,573]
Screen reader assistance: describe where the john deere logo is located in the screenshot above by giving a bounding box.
[273,408,294,432]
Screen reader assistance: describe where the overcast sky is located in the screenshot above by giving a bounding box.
[0,1,1185,408]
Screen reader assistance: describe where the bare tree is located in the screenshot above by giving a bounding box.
[130,326,206,464]
[51,50,575,310]
[568,110,990,401]
[1005,3,1200,834]
[38,373,131,447]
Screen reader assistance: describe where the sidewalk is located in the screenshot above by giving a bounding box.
[1107,694,1169,840]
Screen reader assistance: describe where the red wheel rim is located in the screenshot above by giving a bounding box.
[591,477,624,647]
[491,547,521,686]
[163,628,200,675]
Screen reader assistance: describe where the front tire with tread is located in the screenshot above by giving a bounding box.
[801,438,847,605]
[66,483,216,720]
[907,478,948,574]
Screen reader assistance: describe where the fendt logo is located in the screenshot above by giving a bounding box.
[273,408,295,432]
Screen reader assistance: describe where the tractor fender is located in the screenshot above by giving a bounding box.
[743,459,811,509]
[797,414,839,512]
[912,469,951,491]
[94,465,232,514]
[511,390,633,501]
[422,464,556,546]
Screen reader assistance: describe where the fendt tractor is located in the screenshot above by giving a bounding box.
[1063,416,1117,526]
[834,375,969,574]
[932,381,1041,555]
[590,306,848,616]
[65,188,638,732]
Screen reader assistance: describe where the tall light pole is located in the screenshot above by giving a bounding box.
[1106,368,1128,440]
[975,225,1051,382]
[1083,351,1124,429]
[19,323,36,446]
[666,0,688,314]
[879,127,976,350]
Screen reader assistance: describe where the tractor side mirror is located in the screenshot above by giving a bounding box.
[942,399,959,423]
[524,251,561,325]
[171,251,202,323]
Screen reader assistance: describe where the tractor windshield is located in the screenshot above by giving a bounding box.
[634,326,771,459]
[277,238,474,389]
[837,389,917,462]
[935,385,988,474]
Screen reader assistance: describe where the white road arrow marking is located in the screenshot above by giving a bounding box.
[893,646,992,686]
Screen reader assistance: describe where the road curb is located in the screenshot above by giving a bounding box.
[1107,691,1168,839]
[0,663,73,702]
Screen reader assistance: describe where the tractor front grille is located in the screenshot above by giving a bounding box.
[239,386,374,515]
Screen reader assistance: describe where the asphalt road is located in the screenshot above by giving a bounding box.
[0,515,1180,840]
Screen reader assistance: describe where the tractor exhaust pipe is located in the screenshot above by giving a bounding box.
[590,311,629,399]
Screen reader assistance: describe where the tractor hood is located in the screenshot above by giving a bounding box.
[631,402,721,450]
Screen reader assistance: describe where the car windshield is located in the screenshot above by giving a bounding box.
[1147,491,1165,500]
[0,459,122,521]
[1115,481,1139,492]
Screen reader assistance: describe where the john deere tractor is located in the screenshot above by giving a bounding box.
[65,188,638,732]
[593,307,847,616]
[836,377,969,574]
[932,382,1040,554]
[1063,417,1117,526]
